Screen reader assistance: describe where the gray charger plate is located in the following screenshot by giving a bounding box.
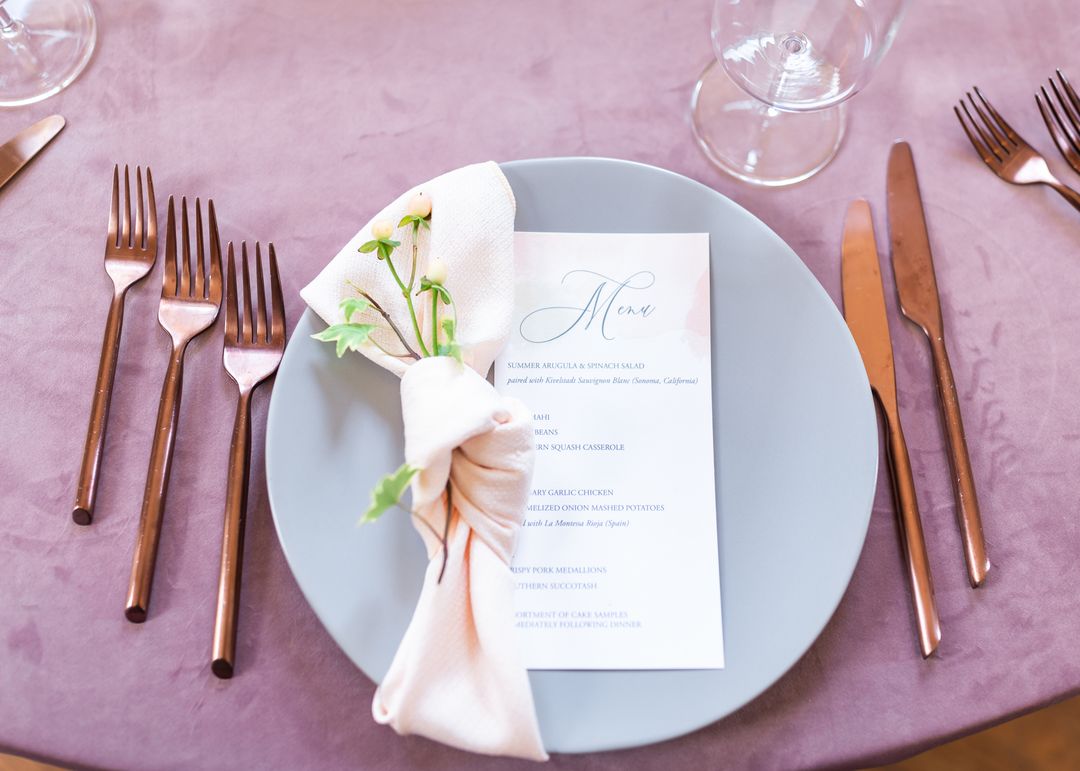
[265,157,877,753]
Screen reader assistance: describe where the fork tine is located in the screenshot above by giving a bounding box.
[1058,70,1080,116]
[974,86,1021,145]
[208,200,222,304]
[225,242,239,346]
[955,105,997,167]
[121,165,132,248]
[268,243,285,344]
[108,165,119,248]
[241,242,254,344]
[134,167,144,251]
[194,199,206,299]
[1039,86,1080,160]
[145,167,157,249]
[179,197,192,297]
[966,90,1010,153]
[163,196,177,296]
[961,100,1003,162]
[254,242,268,343]
[1048,78,1080,154]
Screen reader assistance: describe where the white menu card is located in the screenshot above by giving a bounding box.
[496,231,724,670]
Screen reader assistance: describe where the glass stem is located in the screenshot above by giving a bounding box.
[0,1,43,77]
[0,2,14,32]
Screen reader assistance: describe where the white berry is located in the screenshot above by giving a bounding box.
[406,192,432,219]
[426,259,448,285]
[371,219,394,241]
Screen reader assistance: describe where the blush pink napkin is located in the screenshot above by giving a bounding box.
[300,163,548,761]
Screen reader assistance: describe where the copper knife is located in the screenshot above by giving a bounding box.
[888,140,989,588]
[842,199,941,658]
[0,114,65,192]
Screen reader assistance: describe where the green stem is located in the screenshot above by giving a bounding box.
[407,221,419,291]
[430,290,439,354]
[384,256,430,357]
[383,254,407,294]
[406,293,430,357]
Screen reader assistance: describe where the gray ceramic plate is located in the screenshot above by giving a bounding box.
[265,157,878,754]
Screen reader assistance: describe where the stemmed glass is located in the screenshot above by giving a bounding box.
[691,0,907,186]
[0,0,96,107]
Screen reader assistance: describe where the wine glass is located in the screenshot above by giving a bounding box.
[0,0,96,108]
[690,0,907,186]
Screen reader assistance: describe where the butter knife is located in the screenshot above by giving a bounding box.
[0,115,65,192]
[842,199,941,658]
[887,140,990,588]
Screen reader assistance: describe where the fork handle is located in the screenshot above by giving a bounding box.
[211,388,253,679]
[125,341,187,623]
[73,289,127,525]
[882,406,942,658]
[1050,182,1080,213]
[929,335,990,587]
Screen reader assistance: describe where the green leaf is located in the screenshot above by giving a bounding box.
[398,214,431,230]
[311,322,378,358]
[361,463,420,524]
[339,296,371,323]
[418,276,452,305]
[368,238,399,262]
[437,318,462,362]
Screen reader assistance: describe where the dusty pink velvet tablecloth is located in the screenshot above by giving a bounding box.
[3,1,1079,768]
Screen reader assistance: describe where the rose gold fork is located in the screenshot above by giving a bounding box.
[125,196,222,623]
[73,166,157,526]
[211,241,285,678]
[1035,70,1080,177]
[954,86,1080,213]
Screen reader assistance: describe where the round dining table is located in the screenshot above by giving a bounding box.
[2,0,1079,768]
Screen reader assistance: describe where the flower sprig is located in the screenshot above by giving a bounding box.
[312,190,459,581]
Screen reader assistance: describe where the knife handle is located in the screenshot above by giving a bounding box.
[928,335,989,587]
[882,406,941,658]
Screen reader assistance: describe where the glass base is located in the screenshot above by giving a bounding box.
[0,0,97,108]
[690,60,846,187]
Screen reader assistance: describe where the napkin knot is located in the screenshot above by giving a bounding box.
[401,356,533,566]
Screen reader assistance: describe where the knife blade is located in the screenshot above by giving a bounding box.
[842,199,941,658]
[0,114,65,192]
[888,140,990,588]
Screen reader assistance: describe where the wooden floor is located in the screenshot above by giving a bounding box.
[2,697,1079,770]
[879,695,1080,770]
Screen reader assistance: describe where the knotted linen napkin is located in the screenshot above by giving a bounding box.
[300,161,548,761]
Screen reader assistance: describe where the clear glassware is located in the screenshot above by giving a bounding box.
[0,0,96,108]
[691,0,907,186]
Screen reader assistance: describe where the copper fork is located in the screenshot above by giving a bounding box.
[954,86,1080,213]
[211,242,285,678]
[125,196,222,623]
[1036,70,1080,177]
[73,166,157,525]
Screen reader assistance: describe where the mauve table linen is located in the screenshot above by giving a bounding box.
[2,1,1079,769]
